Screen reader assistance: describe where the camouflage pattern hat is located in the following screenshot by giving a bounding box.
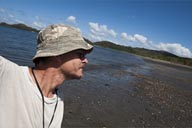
[33,24,93,61]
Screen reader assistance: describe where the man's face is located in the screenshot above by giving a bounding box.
[59,50,89,80]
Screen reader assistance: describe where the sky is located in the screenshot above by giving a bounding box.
[0,0,192,58]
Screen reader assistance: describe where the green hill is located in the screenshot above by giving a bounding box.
[0,22,39,32]
[94,41,192,67]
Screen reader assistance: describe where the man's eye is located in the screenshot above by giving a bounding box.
[76,52,86,59]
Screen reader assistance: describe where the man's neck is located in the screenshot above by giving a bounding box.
[29,67,65,98]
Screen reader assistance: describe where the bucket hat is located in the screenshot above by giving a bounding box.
[33,24,93,61]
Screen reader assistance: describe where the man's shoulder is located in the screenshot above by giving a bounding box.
[0,56,6,62]
[0,56,17,65]
[0,56,9,67]
[0,56,11,62]
[0,56,20,73]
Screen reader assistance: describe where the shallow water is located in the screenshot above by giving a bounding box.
[0,26,36,66]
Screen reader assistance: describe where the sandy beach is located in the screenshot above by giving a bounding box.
[60,57,192,128]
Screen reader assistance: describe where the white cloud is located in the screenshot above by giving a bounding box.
[108,29,117,37]
[0,8,7,23]
[66,16,76,24]
[9,14,14,18]
[0,8,46,29]
[121,32,135,42]
[88,22,117,41]
[156,43,192,58]
[31,16,47,29]
[120,32,192,58]
[32,21,45,29]
[15,19,24,24]
[0,8,23,24]
[89,33,102,41]
[120,33,151,46]
[134,34,148,44]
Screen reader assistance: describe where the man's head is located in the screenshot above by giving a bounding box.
[33,24,93,63]
[33,24,93,79]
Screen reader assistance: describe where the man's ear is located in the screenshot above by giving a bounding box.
[48,56,63,68]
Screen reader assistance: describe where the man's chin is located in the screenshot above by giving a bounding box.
[74,75,82,80]
[67,74,83,80]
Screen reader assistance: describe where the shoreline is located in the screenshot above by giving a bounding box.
[142,56,192,70]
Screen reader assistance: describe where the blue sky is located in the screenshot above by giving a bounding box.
[0,0,192,58]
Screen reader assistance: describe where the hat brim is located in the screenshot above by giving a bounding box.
[33,40,93,62]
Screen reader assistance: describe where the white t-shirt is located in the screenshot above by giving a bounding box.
[0,56,64,128]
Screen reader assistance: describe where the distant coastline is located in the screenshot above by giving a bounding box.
[94,41,192,67]
[0,22,39,32]
[1,22,192,67]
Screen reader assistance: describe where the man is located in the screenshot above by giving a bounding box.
[0,24,93,128]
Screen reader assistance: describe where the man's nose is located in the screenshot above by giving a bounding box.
[82,58,88,64]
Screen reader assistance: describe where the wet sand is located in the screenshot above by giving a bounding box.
[60,57,192,128]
